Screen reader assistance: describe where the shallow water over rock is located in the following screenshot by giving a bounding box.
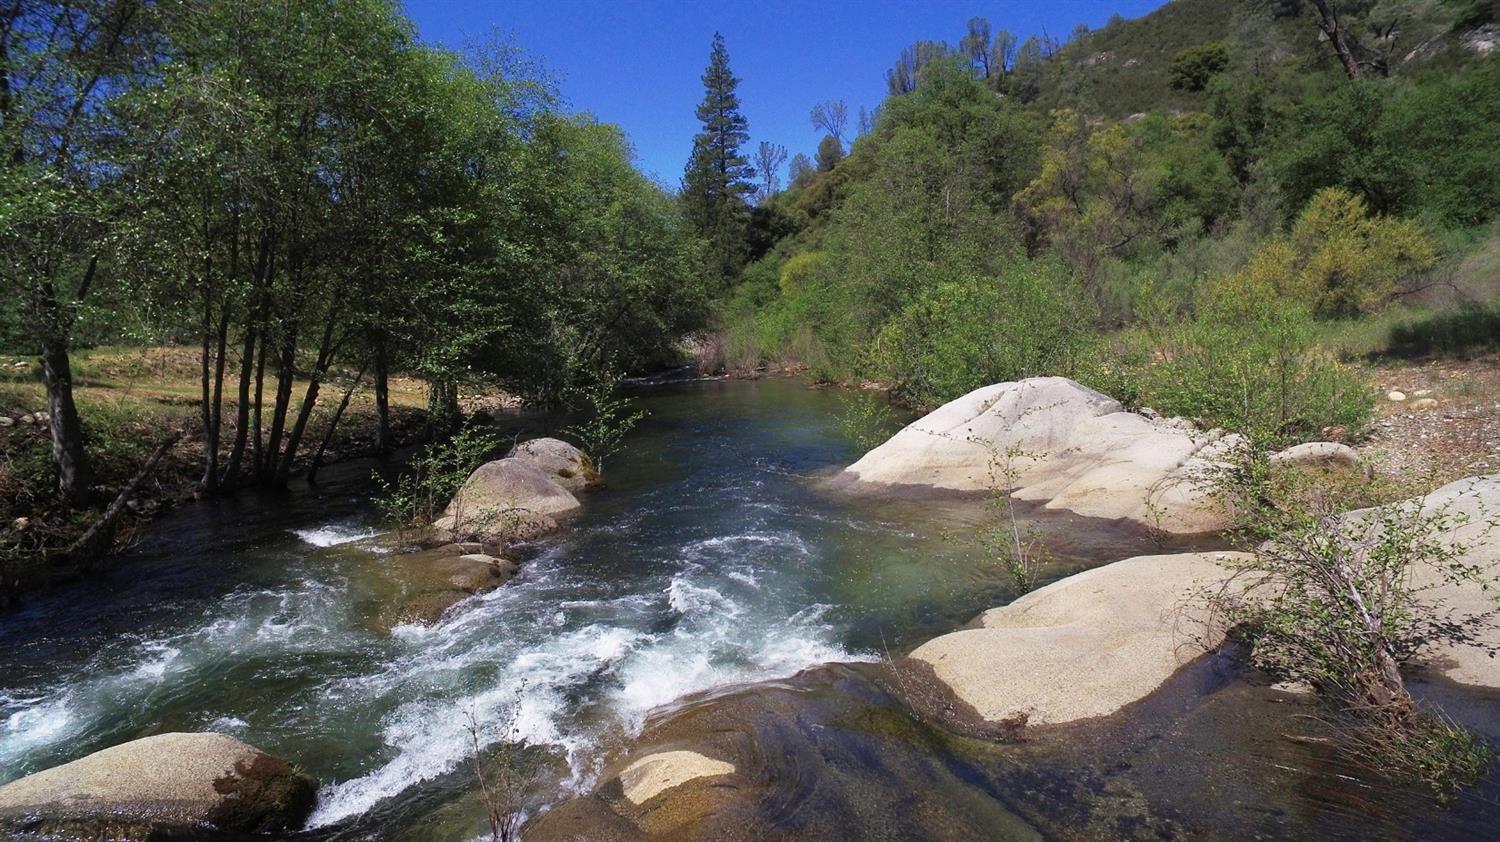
[1,378,1494,839]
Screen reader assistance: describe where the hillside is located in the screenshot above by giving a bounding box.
[1039,0,1498,117]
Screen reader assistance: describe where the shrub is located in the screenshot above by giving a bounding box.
[869,262,1096,407]
[1118,289,1373,446]
[1207,456,1497,801]
[1212,188,1438,318]
[1169,41,1229,92]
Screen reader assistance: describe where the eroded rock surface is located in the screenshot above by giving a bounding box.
[0,732,316,838]
[837,377,1243,535]
[909,552,1248,725]
[376,544,519,628]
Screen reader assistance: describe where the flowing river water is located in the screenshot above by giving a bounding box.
[1,378,1497,839]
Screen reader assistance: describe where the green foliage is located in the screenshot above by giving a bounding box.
[1207,454,1497,800]
[870,263,1096,408]
[836,389,903,454]
[562,372,646,472]
[1169,41,1230,91]
[374,426,502,532]
[1116,291,1373,446]
[1216,188,1439,317]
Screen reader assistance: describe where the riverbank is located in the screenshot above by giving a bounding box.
[0,347,436,604]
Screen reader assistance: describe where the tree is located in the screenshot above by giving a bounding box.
[886,40,950,96]
[815,134,844,172]
[960,17,994,78]
[753,141,787,202]
[682,33,754,285]
[788,152,815,188]
[1170,42,1230,91]
[1309,0,1363,78]
[809,100,847,145]
[0,0,164,506]
[1010,36,1045,101]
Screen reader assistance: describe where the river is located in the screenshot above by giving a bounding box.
[1,378,1496,839]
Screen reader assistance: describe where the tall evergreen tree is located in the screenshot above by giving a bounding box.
[682,32,754,285]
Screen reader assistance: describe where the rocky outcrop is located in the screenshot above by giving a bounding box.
[432,457,580,544]
[837,377,1244,535]
[909,552,1248,726]
[0,732,316,838]
[509,437,597,493]
[376,543,519,628]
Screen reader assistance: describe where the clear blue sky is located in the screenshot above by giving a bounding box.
[401,0,1166,187]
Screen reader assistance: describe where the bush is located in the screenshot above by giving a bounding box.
[1169,41,1229,92]
[1116,289,1373,446]
[869,262,1096,407]
[1207,455,1497,801]
[1210,188,1438,319]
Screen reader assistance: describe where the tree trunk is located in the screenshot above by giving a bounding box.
[274,315,341,486]
[1310,0,1362,79]
[427,377,461,440]
[373,334,391,456]
[39,331,92,507]
[308,362,366,484]
[66,430,181,564]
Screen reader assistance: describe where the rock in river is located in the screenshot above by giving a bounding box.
[0,732,316,838]
[376,544,520,628]
[509,437,598,493]
[836,377,1244,535]
[909,552,1249,726]
[431,456,579,544]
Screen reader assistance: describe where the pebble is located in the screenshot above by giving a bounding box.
[1387,391,1407,402]
[0,417,12,427]
[19,414,34,424]
[10,517,28,531]
[1413,389,1433,397]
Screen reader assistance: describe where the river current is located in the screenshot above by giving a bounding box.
[2,377,1497,839]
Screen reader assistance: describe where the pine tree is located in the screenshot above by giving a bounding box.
[683,32,754,285]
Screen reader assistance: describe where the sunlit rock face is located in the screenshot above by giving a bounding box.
[0,732,317,837]
[838,377,1244,535]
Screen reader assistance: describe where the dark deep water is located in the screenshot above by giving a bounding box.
[1,378,1496,839]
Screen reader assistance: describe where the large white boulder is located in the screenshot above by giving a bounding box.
[909,552,1247,726]
[840,377,1243,534]
[509,437,597,493]
[0,732,316,836]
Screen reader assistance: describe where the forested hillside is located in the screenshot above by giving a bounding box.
[717,0,1500,443]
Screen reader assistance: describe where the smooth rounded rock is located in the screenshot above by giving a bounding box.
[0,732,316,837]
[1268,441,1363,470]
[838,377,1242,535]
[618,751,736,805]
[509,437,597,492]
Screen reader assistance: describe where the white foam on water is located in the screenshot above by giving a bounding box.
[0,580,352,777]
[293,523,378,547]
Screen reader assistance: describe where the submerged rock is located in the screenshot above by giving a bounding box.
[909,552,1249,726]
[432,457,579,544]
[377,544,520,628]
[0,732,316,838]
[836,377,1243,535]
[619,751,736,806]
[509,437,598,492]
